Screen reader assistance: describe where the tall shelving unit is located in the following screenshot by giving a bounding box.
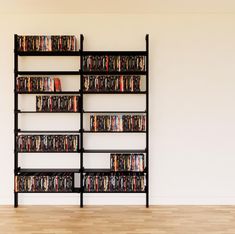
[14,34,84,208]
[14,34,149,207]
[81,34,149,207]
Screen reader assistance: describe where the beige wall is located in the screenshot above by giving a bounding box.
[1,13,235,205]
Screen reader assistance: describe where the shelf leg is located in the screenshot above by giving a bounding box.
[146,191,149,208]
[14,192,18,208]
[80,192,83,208]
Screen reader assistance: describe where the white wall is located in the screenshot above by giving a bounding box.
[1,13,235,205]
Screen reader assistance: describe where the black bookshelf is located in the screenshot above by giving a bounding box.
[14,34,149,208]
[14,34,83,207]
[82,35,149,207]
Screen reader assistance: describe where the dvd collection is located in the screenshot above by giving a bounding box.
[36,95,80,112]
[15,174,73,192]
[84,173,145,192]
[90,114,146,132]
[83,75,141,92]
[110,154,144,172]
[16,77,61,92]
[17,35,77,52]
[17,135,79,152]
[83,56,145,71]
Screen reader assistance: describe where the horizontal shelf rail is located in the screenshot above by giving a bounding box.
[16,71,81,75]
[82,51,147,56]
[83,91,146,94]
[83,191,146,193]
[16,110,81,114]
[16,189,81,194]
[16,130,80,133]
[83,71,147,75]
[83,110,146,114]
[16,168,81,173]
[83,130,146,133]
[16,51,81,56]
[16,91,81,95]
[83,149,146,153]
[84,168,146,174]
[16,151,80,153]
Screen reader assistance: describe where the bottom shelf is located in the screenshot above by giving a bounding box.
[16,188,81,193]
[83,191,146,193]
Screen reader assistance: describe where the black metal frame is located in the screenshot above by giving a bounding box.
[14,34,149,207]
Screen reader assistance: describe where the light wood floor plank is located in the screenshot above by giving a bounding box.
[1,206,235,234]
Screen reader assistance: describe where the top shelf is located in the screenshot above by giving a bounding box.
[15,51,82,57]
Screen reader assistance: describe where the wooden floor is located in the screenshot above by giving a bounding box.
[1,206,235,234]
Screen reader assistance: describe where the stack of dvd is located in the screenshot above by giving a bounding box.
[110,154,144,172]
[16,77,61,92]
[84,173,145,192]
[17,135,79,152]
[83,75,141,92]
[83,56,145,72]
[122,115,146,131]
[17,35,77,52]
[15,174,73,192]
[90,114,146,132]
[36,96,80,112]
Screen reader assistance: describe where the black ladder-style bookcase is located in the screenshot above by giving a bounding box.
[14,34,149,207]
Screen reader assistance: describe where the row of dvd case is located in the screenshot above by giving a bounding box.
[110,154,144,172]
[16,77,61,92]
[83,56,145,71]
[84,173,145,192]
[17,135,79,152]
[90,114,146,132]
[15,174,73,192]
[17,35,77,52]
[83,75,141,92]
[36,95,80,112]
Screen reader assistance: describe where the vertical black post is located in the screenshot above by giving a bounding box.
[14,34,18,208]
[80,34,84,207]
[146,34,149,208]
